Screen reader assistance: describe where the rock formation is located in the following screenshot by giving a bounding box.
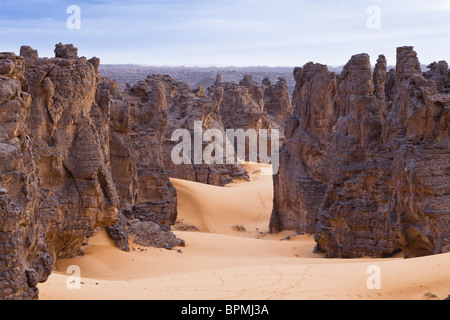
[3,42,448,299]
[271,46,450,258]
[424,61,449,93]
[263,77,293,124]
[54,43,78,60]
[0,45,183,300]
[159,73,292,186]
[0,51,42,300]
[101,76,183,251]
[212,75,292,163]
[25,44,120,258]
[146,75,249,186]
[1,46,116,300]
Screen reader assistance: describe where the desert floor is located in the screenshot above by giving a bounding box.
[39,163,450,300]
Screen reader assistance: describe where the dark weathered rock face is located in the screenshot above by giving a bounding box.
[26,46,120,259]
[424,61,448,92]
[212,75,292,165]
[0,45,183,300]
[19,46,38,70]
[54,43,78,59]
[314,53,402,258]
[218,75,291,140]
[270,62,335,235]
[271,47,450,259]
[263,77,293,125]
[388,47,450,258]
[0,52,43,300]
[1,47,116,300]
[145,75,249,186]
[218,76,268,138]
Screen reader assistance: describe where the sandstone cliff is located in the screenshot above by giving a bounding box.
[103,76,183,251]
[271,47,450,258]
[263,77,294,125]
[1,45,114,300]
[161,73,292,185]
[0,45,183,300]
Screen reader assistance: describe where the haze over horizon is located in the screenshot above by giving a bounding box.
[1,0,449,67]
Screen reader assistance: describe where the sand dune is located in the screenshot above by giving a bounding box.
[172,163,274,236]
[39,164,450,300]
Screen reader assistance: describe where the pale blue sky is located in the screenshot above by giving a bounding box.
[0,0,449,67]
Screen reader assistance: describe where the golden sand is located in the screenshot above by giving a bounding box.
[39,164,450,300]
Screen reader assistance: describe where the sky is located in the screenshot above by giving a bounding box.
[0,0,449,67]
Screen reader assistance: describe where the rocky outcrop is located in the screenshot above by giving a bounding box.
[26,45,120,258]
[146,75,249,186]
[0,47,116,299]
[102,76,183,251]
[263,77,293,124]
[0,45,183,300]
[160,73,292,186]
[271,46,450,258]
[19,46,38,70]
[54,43,78,60]
[424,61,449,93]
[387,47,450,258]
[0,52,42,300]
[0,45,122,300]
[213,75,292,163]
[270,62,335,235]
[219,75,292,135]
